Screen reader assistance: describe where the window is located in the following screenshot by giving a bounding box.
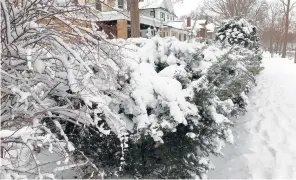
[179,34,181,41]
[128,27,131,38]
[160,12,165,20]
[184,34,187,41]
[150,11,155,17]
[167,14,169,20]
[118,0,124,8]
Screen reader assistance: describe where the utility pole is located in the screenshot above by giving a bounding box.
[130,0,140,37]
[282,0,291,58]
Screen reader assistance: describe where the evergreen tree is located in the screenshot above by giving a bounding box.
[215,17,260,50]
[59,34,262,179]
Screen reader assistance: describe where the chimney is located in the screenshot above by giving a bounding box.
[187,17,191,27]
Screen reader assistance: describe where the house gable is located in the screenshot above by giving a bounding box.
[139,0,175,16]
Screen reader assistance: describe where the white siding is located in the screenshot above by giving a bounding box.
[140,9,155,18]
[154,9,174,21]
[155,9,161,20]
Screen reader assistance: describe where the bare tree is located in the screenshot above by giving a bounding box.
[171,0,183,3]
[188,5,210,20]
[204,0,268,24]
[262,1,285,55]
[281,0,296,58]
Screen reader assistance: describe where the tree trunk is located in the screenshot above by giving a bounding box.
[282,0,291,58]
[279,40,282,56]
[269,37,273,56]
[130,0,140,38]
[294,49,296,64]
[275,40,279,54]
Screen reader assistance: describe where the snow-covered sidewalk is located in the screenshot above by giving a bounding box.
[209,55,296,178]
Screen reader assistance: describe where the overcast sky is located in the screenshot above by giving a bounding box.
[173,0,202,17]
[173,0,295,17]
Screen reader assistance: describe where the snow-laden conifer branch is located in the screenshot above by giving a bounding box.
[1,0,130,178]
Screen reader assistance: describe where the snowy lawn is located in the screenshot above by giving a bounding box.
[209,54,296,178]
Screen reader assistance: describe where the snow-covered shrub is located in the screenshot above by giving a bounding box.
[121,37,262,178]
[215,17,260,50]
[1,0,128,178]
[65,36,261,179]
[1,1,262,178]
[215,17,263,111]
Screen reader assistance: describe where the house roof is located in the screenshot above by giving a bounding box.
[167,19,216,33]
[166,21,184,30]
[206,23,215,33]
[166,19,204,31]
[139,0,175,15]
[196,20,207,25]
[188,20,204,30]
[99,11,164,27]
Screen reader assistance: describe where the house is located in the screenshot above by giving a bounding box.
[206,23,215,39]
[166,17,216,40]
[80,0,215,41]
[165,18,203,40]
[95,0,190,40]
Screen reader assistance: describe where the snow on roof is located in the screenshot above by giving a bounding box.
[166,19,210,32]
[166,21,184,30]
[139,0,175,15]
[99,11,129,21]
[196,20,207,25]
[139,0,163,9]
[99,11,163,27]
[206,23,215,33]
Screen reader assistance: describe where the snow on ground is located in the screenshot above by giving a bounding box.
[209,54,296,178]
